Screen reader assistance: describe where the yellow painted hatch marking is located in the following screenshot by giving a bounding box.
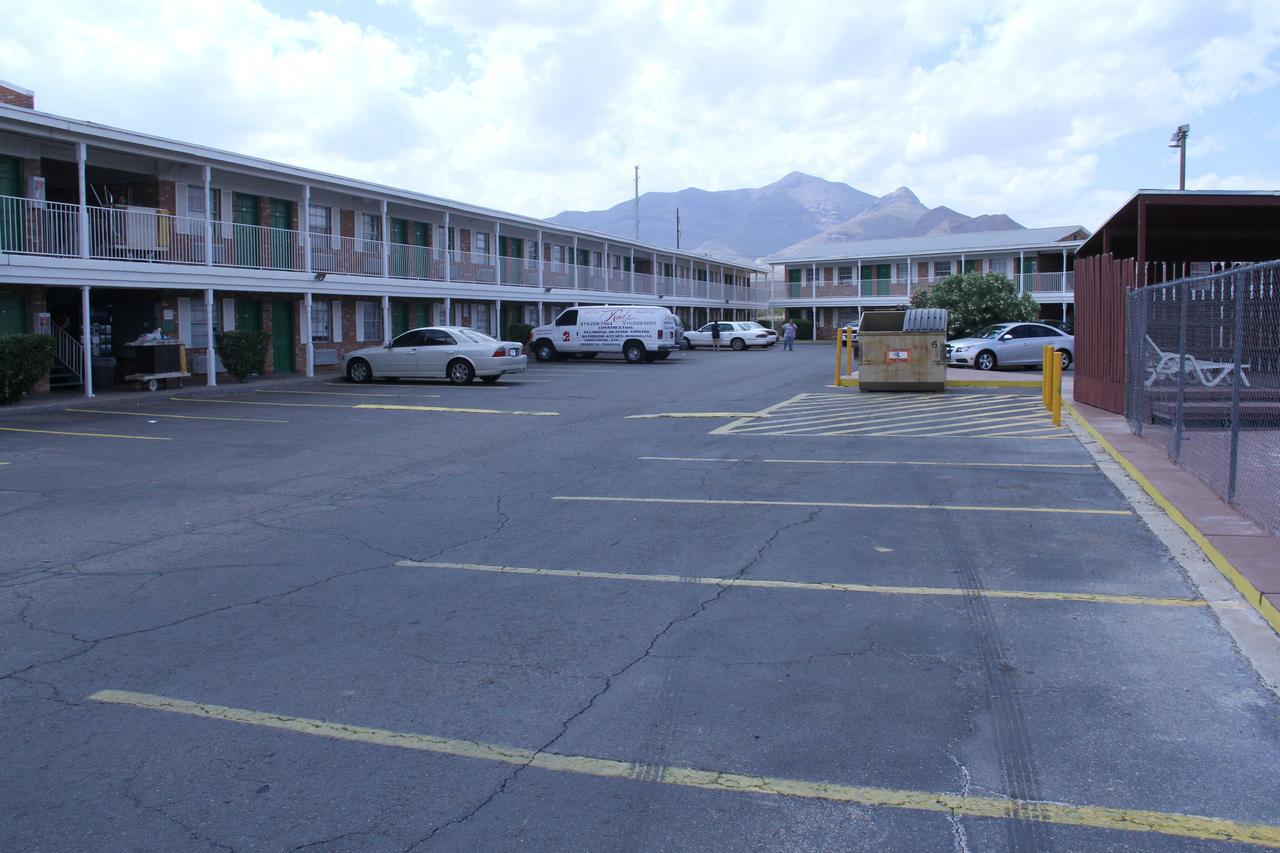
[398,560,1205,608]
[638,456,1093,470]
[552,496,1131,516]
[89,690,1280,848]
[355,404,558,416]
[65,408,288,424]
[252,389,441,399]
[0,426,171,441]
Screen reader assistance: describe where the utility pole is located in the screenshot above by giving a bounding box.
[634,165,640,240]
[675,208,681,249]
[1169,124,1189,190]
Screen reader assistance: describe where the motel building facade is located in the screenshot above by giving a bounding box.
[765,227,1090,338]
[0,83,767,398]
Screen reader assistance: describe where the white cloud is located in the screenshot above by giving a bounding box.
[0,0,1277,233]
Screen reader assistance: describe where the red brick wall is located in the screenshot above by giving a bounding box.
[0,85,34,109]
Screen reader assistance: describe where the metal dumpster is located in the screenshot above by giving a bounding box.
[858,308,949,392]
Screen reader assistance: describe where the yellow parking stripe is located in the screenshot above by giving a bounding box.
[638,456,1094,470]
[626,412,767,419]
[252,389,441,399]
[355,404,558,416]
[89,690,1280,848]
[553,496,1130,516]
[65,408,287,424]
[398,560,1205,608]
[172,397,351,409]
[0,426,171,441]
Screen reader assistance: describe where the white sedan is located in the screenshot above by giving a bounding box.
[344,326,526,385]
[684,321,777,350]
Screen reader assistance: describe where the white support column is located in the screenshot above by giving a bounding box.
[812,305,817,340]
[495,221,502,286]
[537,300,544,325]
[204,288,217,386]
[495,299,502,337]
[604,241,610,291]
[445,296,452,326]
[629,247,635,292]
[303,291,314,378]
[204,166,214,268]
[301,185,311,273]
[811,263,817,299]
[80,286,93,398]
[77,143,89,259]
[380,200,390,278]
[572,236,579,289]
[906,255,912,297]
[1018,250,1025,293]
[856,260,861,293]
[381,294,391,345]
[444,211,451,285]
[1061,248,1068,293]
[537,229,544,289]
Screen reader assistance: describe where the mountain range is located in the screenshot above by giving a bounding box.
[548,172,1023,263]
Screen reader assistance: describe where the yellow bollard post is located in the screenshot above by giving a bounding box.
[1042,345,1052,410]
[1052,352,1063,426]
[834,327,843,386]
[845,326,854,379]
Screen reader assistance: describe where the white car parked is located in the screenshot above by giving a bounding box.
[344,326,526,385]
[684,321,777,350]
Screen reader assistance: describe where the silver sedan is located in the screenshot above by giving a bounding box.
[946,322,1075,370]
[344,326,526,385]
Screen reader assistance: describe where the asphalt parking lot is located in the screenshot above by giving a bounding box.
[3,343,1279,851]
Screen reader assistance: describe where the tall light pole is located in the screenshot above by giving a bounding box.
[634,165,640,240]
[1169,124,1189,190]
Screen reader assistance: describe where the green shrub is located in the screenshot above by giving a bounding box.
[793,320,814,339]
[214,330,271,382]
[911,271,1038,339]
[506,323,534,344]
[0,334,56,404]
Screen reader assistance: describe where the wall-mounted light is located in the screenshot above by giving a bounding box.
[314,272,327,282]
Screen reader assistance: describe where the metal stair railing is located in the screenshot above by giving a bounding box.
[53,324,83,383]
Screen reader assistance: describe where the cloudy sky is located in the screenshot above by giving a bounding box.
[3,0,1278,231]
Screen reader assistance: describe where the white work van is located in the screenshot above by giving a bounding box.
[530,306,680,363]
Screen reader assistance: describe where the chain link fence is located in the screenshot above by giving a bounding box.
[1126,260,1280,535]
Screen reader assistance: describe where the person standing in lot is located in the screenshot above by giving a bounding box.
[782,319,797,351]
[711,321,722,351]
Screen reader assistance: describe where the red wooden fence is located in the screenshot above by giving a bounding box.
[1074,252,1133,413]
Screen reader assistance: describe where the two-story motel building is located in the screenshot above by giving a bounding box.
[765,226,1089,337]
[0,83,767,397]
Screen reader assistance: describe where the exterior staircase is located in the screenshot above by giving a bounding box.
[50,324,83,391]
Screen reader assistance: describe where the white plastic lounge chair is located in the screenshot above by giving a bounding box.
[1144,335,1250,388]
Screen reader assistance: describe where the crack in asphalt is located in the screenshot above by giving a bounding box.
[402,507,823,850]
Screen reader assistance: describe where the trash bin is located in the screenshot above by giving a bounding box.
[91,357,116,392]
[858,308,948,392]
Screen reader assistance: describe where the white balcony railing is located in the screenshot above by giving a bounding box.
[0,193,769,305]
[769,272,1076,300]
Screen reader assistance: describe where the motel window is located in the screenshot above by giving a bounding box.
[552,244,565,264]
[934,261,952,278]
[838,266,853,284]
[310,301,331,342]
[896,262,909,281]
[356,301,382,342]
[190,300,220,349]
[474,232,491,255]
[989,257,1009,276]
[308,205,331,237]
[360,214,382,250]
[805,267,816,283]
[592,251,602,268]
[186,186,222,221]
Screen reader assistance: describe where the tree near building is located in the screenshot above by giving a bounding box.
[910,271,1038,339]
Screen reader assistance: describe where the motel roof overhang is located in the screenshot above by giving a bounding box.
[762,226,1090,266]
[1077,190,1280,263]
[0,104,767,273]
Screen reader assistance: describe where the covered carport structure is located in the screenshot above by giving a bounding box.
[1074,191,1280,413]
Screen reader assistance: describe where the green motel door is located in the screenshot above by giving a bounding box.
[233,193,261,267]
[499,236,523,285]
[389,218,408,277]
[267,199,293,269]
[0,156,22,252]
[271,301,295,373]
[788,268,802,297]
[235,298,262,331]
